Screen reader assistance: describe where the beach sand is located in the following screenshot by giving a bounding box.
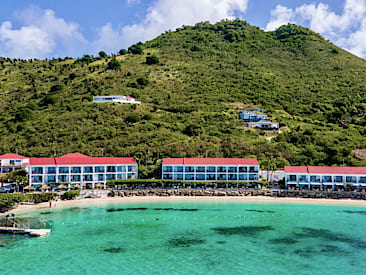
[3,196,366,216]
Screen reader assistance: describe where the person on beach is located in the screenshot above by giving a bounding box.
[49,201,52,208]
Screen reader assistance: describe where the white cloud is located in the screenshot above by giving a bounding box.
[265,5,294,31]
[0,6,87,59]
[127,0,140,5]
[265,0,366,59]
[94,0,249,52]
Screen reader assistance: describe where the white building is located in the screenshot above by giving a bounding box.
[0,153,29,174]
[93,95,141,104]
[28,153,138,189]
[162,158,259,182]
[285,166,366,189]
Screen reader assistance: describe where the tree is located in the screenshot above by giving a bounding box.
[128,43,143,54]
[107,58,121,70]
[119,49,128,55]
[125,113,140,123]
[146,55,160,65]
[99,51,108,58]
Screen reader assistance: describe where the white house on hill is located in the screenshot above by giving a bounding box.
[93,95,141,104]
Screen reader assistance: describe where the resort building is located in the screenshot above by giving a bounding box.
[0,153,29,174]
[93,95,141,104]
[239,109,279,130]
[28,153,138,189]
[285,166,366,189]
[162,158,259,182]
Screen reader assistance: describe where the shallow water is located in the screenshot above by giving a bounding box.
[1,201,366,274]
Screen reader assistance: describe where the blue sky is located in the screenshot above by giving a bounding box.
[0,0,365,59]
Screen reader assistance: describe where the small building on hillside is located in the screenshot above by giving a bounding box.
[93,95,141,104]
[284,166,366,189]
[0,153,29,174]
[162,158,259,182]
[239,109,278,130]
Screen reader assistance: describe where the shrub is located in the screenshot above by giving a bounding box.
[99,51,108,58]
[128,43,143,54]
[119,49,128,55]
[107,58,121,70]
[41,95,58,106]
[125,113,140,123]
[61,190,80,200]
[146,55,160,65]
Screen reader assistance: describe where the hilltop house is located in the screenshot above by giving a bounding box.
[93,95,141,104]
[0,153,29,174]
[239,109,278,130]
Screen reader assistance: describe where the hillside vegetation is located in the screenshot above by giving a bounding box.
[0,20,366,177]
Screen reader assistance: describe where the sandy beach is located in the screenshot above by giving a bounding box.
[3,196,366,216]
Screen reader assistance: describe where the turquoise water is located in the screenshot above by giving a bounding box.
[1,201,366,274]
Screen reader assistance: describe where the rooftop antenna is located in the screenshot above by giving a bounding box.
[101,148,104,156]
[54,150,57,157]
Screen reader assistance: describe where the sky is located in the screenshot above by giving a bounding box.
[0,0,365,59]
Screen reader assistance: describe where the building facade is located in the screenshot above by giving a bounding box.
[239,110,278,130]
[162,158,259,182]
[285,166,366,189]
[28,153,138,188]
[93,95,141,104]
[0,153,29,174]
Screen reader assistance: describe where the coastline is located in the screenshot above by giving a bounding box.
[3,196,366,216]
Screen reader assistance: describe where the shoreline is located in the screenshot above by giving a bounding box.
[3,196,366,216]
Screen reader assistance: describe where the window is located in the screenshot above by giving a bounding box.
[196,166,205,173]
[128,166,136,172]
[72,167,81,174]
[83,175,93,181]
[249,174,258,181]
[299,175,308,183]
[239,166,247,173]
[206,174,216,181]
[239,174,248,181]
[174,174,184,180]
[228,167,237,173]
[95,166,105,173]
[163,166,173,172]
[174,166,183,173]
[334,176,343,183]
[185,166,194,173]
[31,176,42,183]
[217,166,226,173]
[288,175,297,182]
[84,166,93,173]
[117,166,126,172]
[322,176,332,183]
[184,174,194,181]
[207,166,215,173]
[106,174,116,181]
[217,174,227,180]
[72,175,81,182]
[346,176,357,183]
[59,167,69,174]
[127,173,136,179]
[107,166,116,173]
[98,174,104,181]
[47,167,56,174]
[58,175,69,182]
[163,174,173,180]
[228,174,237,180]
[47,175,56,183]
[249,166,258,173]
[117,174,126,180]
[359,177,366,183]
[196,174,205,180]
[310,176,321,183]
[32,167,43,174]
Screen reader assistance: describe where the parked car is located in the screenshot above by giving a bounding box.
[0,185,15,193]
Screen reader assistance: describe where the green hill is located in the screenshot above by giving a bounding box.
[0,20,366,177]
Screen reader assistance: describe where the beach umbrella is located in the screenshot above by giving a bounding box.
[74,184,81,189]
[24,185,34,190]
[95,183,104,188]
[41,185,50,190]
[58,184,67,189]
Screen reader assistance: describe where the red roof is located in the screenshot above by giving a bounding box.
[285,166,366,175]
[284,166,308,173]
[162,158,258,166]
[0,153,28,159]
[29,153,136,166]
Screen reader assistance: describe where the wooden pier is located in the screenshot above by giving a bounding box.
[0,226,51,237]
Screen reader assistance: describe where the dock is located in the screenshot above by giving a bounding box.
[0,226,51,237]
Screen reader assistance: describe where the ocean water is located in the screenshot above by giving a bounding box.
[0,200,366,274]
